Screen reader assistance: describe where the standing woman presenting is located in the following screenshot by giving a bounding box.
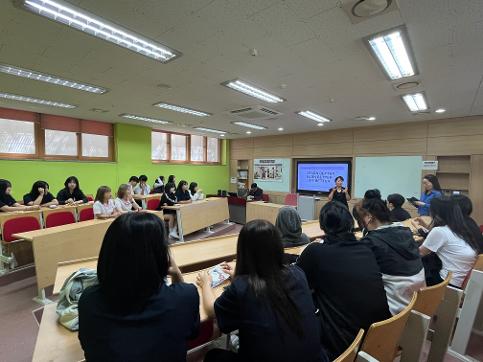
[327,176,350,208]
[415,174,442,216]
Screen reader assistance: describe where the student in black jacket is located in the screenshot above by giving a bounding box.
[247,183,263,201]
[387,193,411,222]
[159,182,179,240]
[23,180,58,207]
[176,180,192,204]
[297,202,390,359]
[57,176,88,205]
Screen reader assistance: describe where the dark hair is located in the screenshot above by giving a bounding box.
[364,189,381,200]
[165,182,176,194]
[177,180,188,193]
[352,201,365,230]
[97,213,169,313]
[387,193,405,208]
[139,175,148,182]
[430,196,481,252]
[235,220,304,338]
[0,179,12,194]
[29,180,50,199]
[319,201,354,237]
[117,184,130,199]
[157,176,165,182]
[251,183,258,188]
[129,176,139,183]
[189,182,198,195]
[95,186,111,202]
[361,198,391,223]
[64,176,80,191]
[335,176,344,182]
[451,194,472,216]
[423,174,442,192]
[168,175,176,183]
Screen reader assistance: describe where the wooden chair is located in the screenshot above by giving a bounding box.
[413,272,452,317]
[461,254,483,289]
[333,329,364,362]
[360,293,417,362]
[44,210,76,228]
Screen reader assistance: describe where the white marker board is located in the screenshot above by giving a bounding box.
[354,156,422,199]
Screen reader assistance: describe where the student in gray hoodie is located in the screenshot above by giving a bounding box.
[358,198,426,315]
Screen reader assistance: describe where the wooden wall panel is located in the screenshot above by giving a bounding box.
[427,135,483,155]
[231,138,253,149]
[293,129,353,145]
[253,135,292,148]
[354,122,428,142]
[231,147,253,160]
[428,116,483,137]
[354,139,426,155]
[253,146,293,158]
[292,143,354,157]
[469,155,483,224]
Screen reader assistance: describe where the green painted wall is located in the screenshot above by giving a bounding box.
[0,123,229,199]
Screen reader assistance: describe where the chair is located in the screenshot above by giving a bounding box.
[284,193,298,207]
[187,320,215,350]
[262,194,269,202]
[79,207,94,222]
[360,293,417,362]
[479,225,483,234]
[146,198,161,211]
[334,329,364,362]
[461,254,483,289]
[86,194,94,202]
[2,216,41,242]
[413,273,452,317]
[45,211,76,228]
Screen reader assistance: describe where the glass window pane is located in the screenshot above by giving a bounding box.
[171,134,187,161]
[152,132,168,160]
[0,118,36,154]
[44,129,78,156]
[82,133,109,157]
[190,135,205,162]
[207,137,219,162]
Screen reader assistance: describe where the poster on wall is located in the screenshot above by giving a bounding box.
[254,159,284,182]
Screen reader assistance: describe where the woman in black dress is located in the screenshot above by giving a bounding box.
[327,176,350,208]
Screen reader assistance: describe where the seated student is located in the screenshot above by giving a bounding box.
[364,188,382,200]
[153,175,165,194]
[176,180,192,204]
[0,179,39,212]
[128,176,138,194]
[133,175,150,197]
[387,193,411,222]
[23,181,58,207]
[188,182,203,201]
[247,182,263,201]
[357,198,425,315]
[275,206,310,247]
[158,182,179,239]
[297,202,390,359]
[114,184,141,213]
[418,197,481,287]
[56,176,88,205]
[93,186,119,219]
[452,194,483,251]
[168,174,176,185]
[79,213,199,361]
[197,220,329,362]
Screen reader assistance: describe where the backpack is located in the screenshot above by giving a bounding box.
[56,268,98,331]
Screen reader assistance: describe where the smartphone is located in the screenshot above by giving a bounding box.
[210,264,230,288]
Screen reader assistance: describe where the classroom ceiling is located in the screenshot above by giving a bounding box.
[0,0,482,138]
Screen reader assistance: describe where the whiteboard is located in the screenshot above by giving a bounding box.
[354,156,422,199]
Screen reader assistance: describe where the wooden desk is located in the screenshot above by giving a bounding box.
[164,197,229,241]
[245,201,286,225]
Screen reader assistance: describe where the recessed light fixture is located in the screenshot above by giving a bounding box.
[232,121,267,130]
[402,92,428,112]
[154,102,210,117]
[317,123,324,127]
[367,116,376,121]
[0,63,107,94]
[355,116,377,121]
[352,0,392,17]
[17,0,181,63]
[194,127,226,135]
[120,113,170,124]
[367,27,417,80]
[246,131,252,134]
[435,108,446,114]
[278,127,284,131]
[0,91,76,108]
[220,134,225,137]
[395,81,420,90]
[297,110,332,124]
[222,79,285,103]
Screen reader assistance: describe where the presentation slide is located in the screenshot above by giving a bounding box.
[297,162,350,193]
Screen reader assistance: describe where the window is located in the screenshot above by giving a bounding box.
[171,134,187,161]
[44,129,78,156]
[152,131,168,160]
[190,135,205,162]
[0,118,36,155]
[82,133,109,158]
[207,137,220,163]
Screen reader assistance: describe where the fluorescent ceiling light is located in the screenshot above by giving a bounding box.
[317,123,324,127]
[232,121,267,130]
[0,91,76,108]
[194,127,226,135]
[278,127,284,131]
[297,110,331,124]
[222,79,284,103]
[120,113,170,124]
[246,131,252,134]
[367,28,416,80]
[18,0,181,63]
[0,63,107,94]
[154,103,210,117]
[435,108,446,114]
[402,92,428,112]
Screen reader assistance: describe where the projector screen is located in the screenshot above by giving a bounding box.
[296,161,351,194]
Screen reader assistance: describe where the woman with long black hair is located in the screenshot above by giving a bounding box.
[56,176,88,205]
[0,179,39,212]
[197,220,328,362]
[23,180,58,207]
[415,174,442,216]
[419,196,481,287]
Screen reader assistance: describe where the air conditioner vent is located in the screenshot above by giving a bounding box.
[228,105,282,120]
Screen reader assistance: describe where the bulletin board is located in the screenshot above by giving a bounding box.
[253,158,291,192]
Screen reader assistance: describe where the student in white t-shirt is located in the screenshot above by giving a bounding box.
[189,182,204,201]
[133,175,151,197]
[93,186,120,219]
[115,184,141,213]
[418,197,481,287]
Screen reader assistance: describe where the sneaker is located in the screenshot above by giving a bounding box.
[169,231,179,239]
